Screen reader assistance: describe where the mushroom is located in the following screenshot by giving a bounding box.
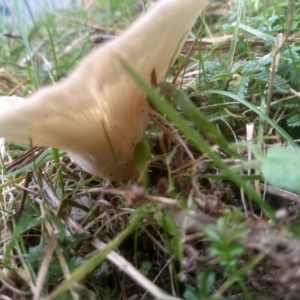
[0,0,208,181]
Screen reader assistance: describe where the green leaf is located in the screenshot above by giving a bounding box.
[205,227,221,242]
[228,75,249,98]
[141,261,152,271]
[28,245,46,262]
[287,114,300,127]
[139,261,152,275]
[234,22,277,44]
[261,146,300,193]
[273,75,290,93]
[198,269,216,297]
[227,244,245,257]
[170,235,183,261]
[154,209,177,235]
[133,138,151,173]
[183,285,198,300]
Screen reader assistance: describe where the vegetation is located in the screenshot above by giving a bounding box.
[1,0,300,299]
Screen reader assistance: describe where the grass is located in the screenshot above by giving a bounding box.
[1,0,300,299]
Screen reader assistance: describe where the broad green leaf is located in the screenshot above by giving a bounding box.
[198,269,216,297]
[133,139,151,173]
[262,146,300,193]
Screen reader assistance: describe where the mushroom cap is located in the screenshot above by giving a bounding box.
[0,0,208,180]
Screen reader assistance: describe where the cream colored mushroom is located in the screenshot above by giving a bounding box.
[0,0,208,181]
